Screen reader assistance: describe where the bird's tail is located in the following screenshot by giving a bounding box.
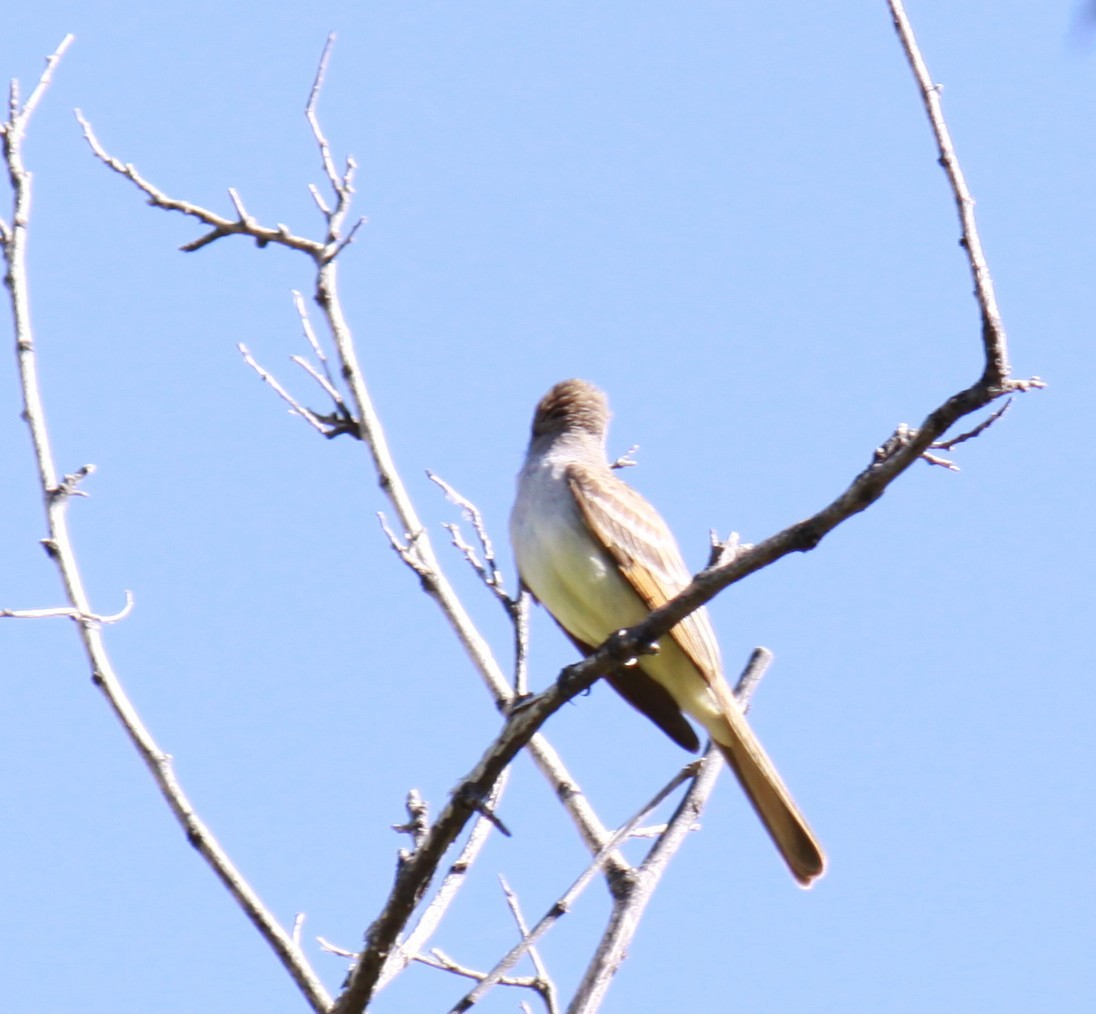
[708,681,826,887]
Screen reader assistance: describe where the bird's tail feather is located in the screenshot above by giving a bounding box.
[708,681,826,887]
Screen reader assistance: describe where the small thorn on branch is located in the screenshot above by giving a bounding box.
[392,789,430,854]
[1007,375,1046,393]
[50,462,96,500]
[873,423,915,465]
[707,530,745,569]
[610,444,639,470]
[455,784,511,838]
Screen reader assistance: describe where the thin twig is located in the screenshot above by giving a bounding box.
[76,111,324,258]
[415,950,543,995]
[392,789,431,855]
[512,591,530,699]
[920,450,960,471]
[11,34,74,127]
[292,289,342,395]
[377,513,432,580]
[931,399,1012,452]
[429,472,519,625]
[427,472,507,595]
[732,646,773,712]
[499,876,559,1014]
[305,33,342,200]
[238,343,333,436]
[1,589,135,624]
[889,0,1036,393]
[291,354,346,406]
[318,939,357,959]
[707,530,744,569]
[329,215,367,259]
[449,763,702,1012]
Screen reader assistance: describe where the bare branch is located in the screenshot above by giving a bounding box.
[80,38,626,917]
[428,471,508,600]
[931,398,1012,452]
[226,186,249,221]
[318,938,357,960]
[1,589,134,624]
[52,462,97,498]
[499,876,559,1014]
[332,633,646,1013]
[619,379,1032,677]
[598,9,1041,665]
[76,111,326,257]
[305,33,342,198]
[290,354,346,408]
[336,625,783,1009]
[3,46,332,1014]
[11,34,74,127]
[888,0,1041,393]
[920,450,961,471]
[329,215,367,259]
[569,749,724,1014]
[238,343,334,436]
[449,762,702,1012]
[512,591,531,699]
[55,12,1043,1011]
[414,949,548,1006]
[707,530,744,569]
[308,181,331,216]
[392,789,431,854]
[465,643,772,1013]
[918,400,1013,471]
[379,774,511,991]
[732,646,774,712]
[293,290,333,376]
[377,513,433,580]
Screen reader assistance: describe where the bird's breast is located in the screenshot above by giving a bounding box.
[510,459,648,648]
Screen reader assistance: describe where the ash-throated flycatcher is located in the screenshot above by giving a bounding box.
[510,379,825,886]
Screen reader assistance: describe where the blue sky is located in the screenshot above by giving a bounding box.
[3,3,1094,1012]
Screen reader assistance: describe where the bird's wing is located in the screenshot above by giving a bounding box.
[566,460,722,683]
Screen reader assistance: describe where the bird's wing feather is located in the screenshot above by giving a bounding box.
[566,460,722,684]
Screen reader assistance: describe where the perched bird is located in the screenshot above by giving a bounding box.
[510,379,825,886]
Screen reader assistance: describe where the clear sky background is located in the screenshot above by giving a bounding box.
[3,3,1094,1012]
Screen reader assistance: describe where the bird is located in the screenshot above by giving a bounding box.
[509,378,825,886]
